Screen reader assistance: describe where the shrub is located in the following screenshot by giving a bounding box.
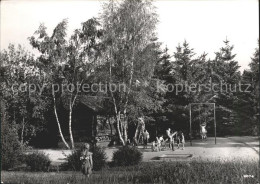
[65,149,81,171]
[92,146,108,171]
[65,145,107,171]
[112,146,143,166]
[1,123,23,170]
[25,151,51,172]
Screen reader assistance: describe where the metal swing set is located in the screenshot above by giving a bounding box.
[189,103,217,146]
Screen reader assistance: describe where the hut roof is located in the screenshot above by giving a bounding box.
[79,95,113,114]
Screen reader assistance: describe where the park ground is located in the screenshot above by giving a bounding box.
[26,136,259,163]
[1,136,259,184]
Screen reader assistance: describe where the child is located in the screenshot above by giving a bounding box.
[152,141,159,152]
[158,135,164,143]
[170,131,177,151]
[158,135,166,150]
[143,130,150,149]
[181,132,185,150]
[166,128,171,149]
[80,143,93,177]
[177,131,185,150]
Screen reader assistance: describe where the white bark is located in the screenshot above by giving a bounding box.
[110,85,125,145]
[68,79,83,149]
[53,93,70,149]
[123,123,128,143]
[134,123,139,140]
[116,112,125,145]
[109,37,125,145]
[68,103,74,149]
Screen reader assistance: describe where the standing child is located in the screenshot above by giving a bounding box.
[181,132,185,150]
[166,128,171,149]
[177,131,185,150]
[143,129,150,149]
[169,131,177,151]
[80,143,93,178]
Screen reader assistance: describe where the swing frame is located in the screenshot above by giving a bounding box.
[189,103,216,146]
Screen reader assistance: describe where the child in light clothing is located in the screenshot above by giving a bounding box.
[158,136,166,150]
[80,143,93,177]
[151,141,159,152]
[177,131,185,150]
[143,130,150,149]
[156,136,162,151]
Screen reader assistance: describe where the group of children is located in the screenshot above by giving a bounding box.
[151,128,185,151]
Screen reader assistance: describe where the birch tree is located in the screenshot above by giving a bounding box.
[101,0,160,145]
[29,18,102,149]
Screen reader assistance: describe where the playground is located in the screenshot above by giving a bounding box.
[21,103,259,166]
[34,136,258,165]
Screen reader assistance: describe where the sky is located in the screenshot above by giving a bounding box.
[0,0,259,72]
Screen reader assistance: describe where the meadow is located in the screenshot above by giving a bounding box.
[2,159,259,184]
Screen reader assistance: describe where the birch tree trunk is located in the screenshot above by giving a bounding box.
[122,24,136,144]
[68,80,82,150]
[108,0,125,146]
[134,120,141,144]
[122,113,128,142]
[109,48,125,145]
[109,65,124,145]
[123,124,128,143]
[116,111,125,145]
[53,93,70,149]
[68,103,74,149]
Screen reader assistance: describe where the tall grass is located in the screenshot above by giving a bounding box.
[1,159,259,184]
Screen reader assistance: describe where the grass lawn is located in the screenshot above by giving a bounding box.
[1,159,259,184]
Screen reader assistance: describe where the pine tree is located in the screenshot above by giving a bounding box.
[213,39,241,135]
[161,41,208,132]
[238,41,259,135]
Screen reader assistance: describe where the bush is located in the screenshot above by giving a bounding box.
[92,146,108,171]
[65,145,107,171]
[25,151,51,172]
[1,123,23,170]
[112,146,142,166]
[65,149,81,171]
